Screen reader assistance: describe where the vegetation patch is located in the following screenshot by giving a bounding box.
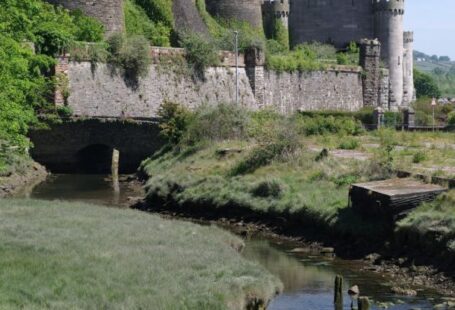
[124,0,172,46]
[0,199,282,309]
[0,0,104,172]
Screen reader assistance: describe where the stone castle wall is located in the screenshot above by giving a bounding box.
[45,0,124,35]
[63,63,255,118]
[262,68,364,113]
[289,0,374,48]
[56,49,364,118]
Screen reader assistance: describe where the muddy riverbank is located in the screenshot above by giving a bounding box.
[133,195,455,299]
[0,161,47,198]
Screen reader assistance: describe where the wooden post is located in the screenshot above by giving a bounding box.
[112,148,120,192]
[334,275,343,305]
[358,297,370,310]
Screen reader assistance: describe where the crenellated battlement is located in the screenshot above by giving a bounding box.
[374,0,405,14]
[262,0,289,19]
[403,31,414,43]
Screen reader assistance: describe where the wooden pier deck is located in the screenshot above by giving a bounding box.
[350,178,447,218]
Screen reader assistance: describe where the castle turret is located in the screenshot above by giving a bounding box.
[403,31,415,106]
[45,0,125,36]
[374,0,405,110]
[268,0,289,29]
[205,0,263,29]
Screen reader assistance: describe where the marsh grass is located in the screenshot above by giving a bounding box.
[0,199,281,309]
[142,138,395,240]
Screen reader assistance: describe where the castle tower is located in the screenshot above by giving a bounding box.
[270,0,289,29]
[359,39,381,107]
[403,31,415,106]
[289,0,374,49]
[205,0,263,29]
[45,0,125,36]
[374,0,405,110]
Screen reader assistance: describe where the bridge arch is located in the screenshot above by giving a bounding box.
[76,144,113,174]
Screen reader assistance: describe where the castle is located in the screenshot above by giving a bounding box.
[46,0,414,111]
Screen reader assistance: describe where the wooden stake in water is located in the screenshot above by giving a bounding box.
[358,297,370,310]
[112,148,120,192]
[334,275,343,305]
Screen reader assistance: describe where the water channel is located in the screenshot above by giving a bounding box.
[22,174,445,309]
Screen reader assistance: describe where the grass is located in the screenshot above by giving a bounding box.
[142,105,455,258]
[0,199,282,309]
[396,190,455,257]
[397,190,455,242]
[141,138,392,241]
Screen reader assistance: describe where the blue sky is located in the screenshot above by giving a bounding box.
[404,0,455,59]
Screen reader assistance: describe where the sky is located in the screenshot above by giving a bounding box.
[404,0,455,59]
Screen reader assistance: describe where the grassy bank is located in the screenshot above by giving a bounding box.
[395,190,455,267]
[0,199,281,309]
[140,103,455,262]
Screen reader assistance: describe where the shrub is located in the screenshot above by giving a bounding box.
[266,44,326,72]
[70,9,104,42]
[247,108,283,142]
[124,0,171,46]
[134,0,174,28]
[383,111,402,128]
[179,33,219,79]
[108,34,151,81]
[184,103,249,145]
[414,69,441,99]
[295,115,364,136]
[338,138,359,150]
[68,41,109,62]
[412,151,427,164]
[336,53,348,65]
[448,111,455,125]
[231,122,300,175]
[374,128,397,172]
[250,179,285,198]
[157,100,191,145]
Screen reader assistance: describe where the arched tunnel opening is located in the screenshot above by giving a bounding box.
[76,144,114,174]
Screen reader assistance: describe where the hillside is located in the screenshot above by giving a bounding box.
[414,50,455,97]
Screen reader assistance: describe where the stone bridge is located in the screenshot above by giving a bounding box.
[29,118,163,173]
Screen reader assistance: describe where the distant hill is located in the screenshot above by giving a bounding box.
[414,50,455,97]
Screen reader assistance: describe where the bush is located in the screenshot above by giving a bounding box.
[70,9,104,42]
[108,34,151,81]
[179,33,219,79]
[448,111,455,125]
[295,115,364,136]
[414,69,442,99]
[383,111,403,127]
[266,44,326,72]
[250,179,285,198]
[412,151,427,164]
[247,108,284,142]
[184,103,249,145]
[231,122,300,175]
[124,0,171,46]
[157,100,191,145]
[338,138,359,150]
[336,53,348,65]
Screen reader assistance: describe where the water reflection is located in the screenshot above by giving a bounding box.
[243,238,439,310]
[21,174,138,207]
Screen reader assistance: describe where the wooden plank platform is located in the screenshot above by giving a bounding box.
[350,178,447,218]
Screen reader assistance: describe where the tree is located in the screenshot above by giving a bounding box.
[439,56,451,62]
[414,69,442,99]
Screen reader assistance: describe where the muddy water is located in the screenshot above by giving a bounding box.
[24,174,444,309]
